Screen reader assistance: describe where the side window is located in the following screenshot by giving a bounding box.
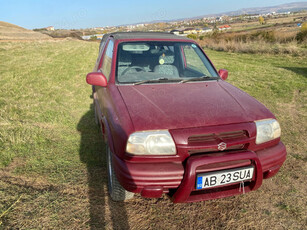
[94,42,105,70]
[99,40,106,53]
[100,40,114,80]
[182,45,210,75]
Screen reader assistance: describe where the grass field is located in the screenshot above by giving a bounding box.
[0,40,306,229]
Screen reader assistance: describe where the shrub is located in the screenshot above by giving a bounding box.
[259,16,265,25]
[90,35,97,41]
[187,34,198,40]
[296,30,307,43]
[250,31,275,42]
[296,23,307,43]
[301,22,307,32]
[199,35,204,41]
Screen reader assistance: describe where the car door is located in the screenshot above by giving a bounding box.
[94,38,114,138]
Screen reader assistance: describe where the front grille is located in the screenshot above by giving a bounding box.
[188,130,248,144]
[187,130,249,153]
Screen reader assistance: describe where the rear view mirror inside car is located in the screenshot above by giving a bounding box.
[122,43,150,52]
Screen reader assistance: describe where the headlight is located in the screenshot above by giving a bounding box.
[255,119,281,144]
[126,130,176,155]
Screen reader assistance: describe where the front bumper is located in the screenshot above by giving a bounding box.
[113,142,286,202]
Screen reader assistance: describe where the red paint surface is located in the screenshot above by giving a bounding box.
[86,72,107,87]
[218,69,228,80]
[117,81,274,131]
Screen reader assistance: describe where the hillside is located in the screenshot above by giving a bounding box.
[125,2,307,25]
[226,1,307,16]
[0,21,52,41]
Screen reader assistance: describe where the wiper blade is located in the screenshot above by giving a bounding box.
[134,78,181,85]
[180,76,216,83]
[133,76,215,85]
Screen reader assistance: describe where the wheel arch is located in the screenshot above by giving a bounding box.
[101,116,117,154]
[94,95,116,154]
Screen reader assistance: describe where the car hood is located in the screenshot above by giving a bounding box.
[117,81,274,131]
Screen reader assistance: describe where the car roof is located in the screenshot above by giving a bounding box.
[104,32,193,41]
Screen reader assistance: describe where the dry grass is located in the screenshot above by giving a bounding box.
[0,21,52,41]
[198,18,307,56]
[0,40,306,229]
[200,39,305,55]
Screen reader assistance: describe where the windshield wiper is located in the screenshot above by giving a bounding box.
[133,76,216,85]
[134,78,181,85]
[180,76,216,83]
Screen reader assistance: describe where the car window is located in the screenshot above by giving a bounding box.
[100,39,114,80]
[182,46,207,75]
[116,41,218,84]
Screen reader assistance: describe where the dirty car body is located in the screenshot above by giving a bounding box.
[86,32,287,203]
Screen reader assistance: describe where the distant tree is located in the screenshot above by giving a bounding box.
[296,22,307,43]
[301,22,307,32]
[259,16,265,25]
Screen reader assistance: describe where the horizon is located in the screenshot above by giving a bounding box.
[0,0,306,29]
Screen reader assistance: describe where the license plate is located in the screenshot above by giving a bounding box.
[196,166,254,190]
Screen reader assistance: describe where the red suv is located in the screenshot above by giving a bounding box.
[86,32,286,203]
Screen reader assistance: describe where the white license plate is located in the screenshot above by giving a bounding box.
[196,166,254,190]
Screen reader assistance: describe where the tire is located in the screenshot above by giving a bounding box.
[106,144,134,201]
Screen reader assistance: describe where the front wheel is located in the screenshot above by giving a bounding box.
[106,145,134,201]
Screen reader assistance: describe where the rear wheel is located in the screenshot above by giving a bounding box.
[106,145,134,201]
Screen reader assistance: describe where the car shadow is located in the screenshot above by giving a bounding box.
[77,104,130,229]
[279,67,307,78]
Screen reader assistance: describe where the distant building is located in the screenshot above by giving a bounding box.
[202,27,213,33]
[45,26,54,31]
[170,29,180,35]
[136,24,145,27]
[218,25,231,31]
[81,34,105,40]
[183,28,197,34]
[194,27,213,33]
[94,34,104,39]
[81,35,91,40]
[195,28,202,33]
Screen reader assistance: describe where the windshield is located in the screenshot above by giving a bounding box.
[116,41,218,84]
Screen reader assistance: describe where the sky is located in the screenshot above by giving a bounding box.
[0,0,305,29]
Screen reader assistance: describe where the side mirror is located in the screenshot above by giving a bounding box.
[86,72,107,87]
[218,69,228,81]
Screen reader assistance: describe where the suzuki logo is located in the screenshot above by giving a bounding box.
[217,142,227,151]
